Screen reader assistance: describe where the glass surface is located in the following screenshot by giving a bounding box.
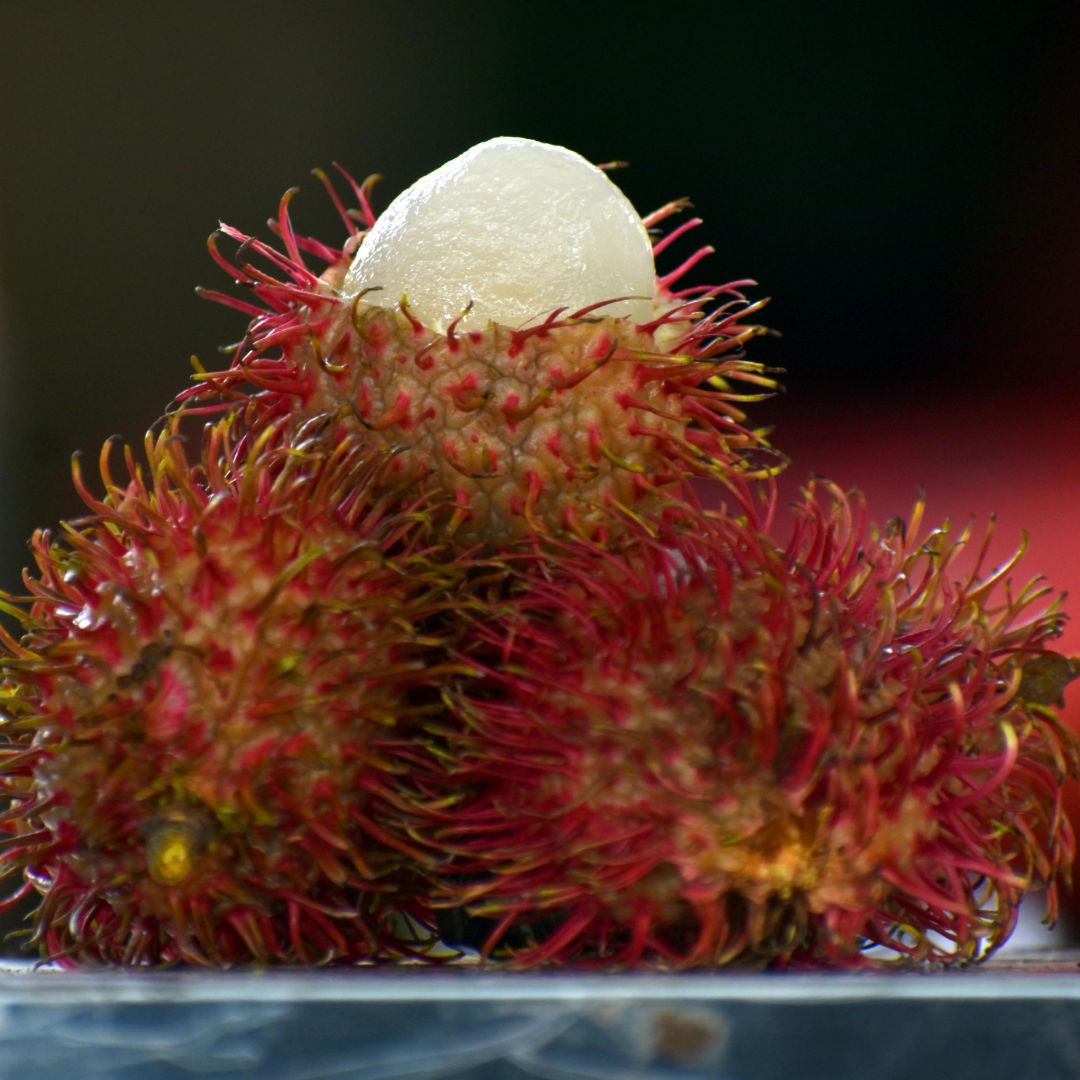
[0,953,1078,1080]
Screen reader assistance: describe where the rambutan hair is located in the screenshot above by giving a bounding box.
[179,172,783,545]
[3,148,1072,975]
[0,409,472,966]
[411,481,1077,967]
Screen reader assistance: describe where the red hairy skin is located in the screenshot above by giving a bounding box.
[410,482,1078,968]
[1,155,1073,974]
[181,174,782,546]
[0,411,473,966]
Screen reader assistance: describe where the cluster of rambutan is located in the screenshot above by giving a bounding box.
[0,138,1075,968]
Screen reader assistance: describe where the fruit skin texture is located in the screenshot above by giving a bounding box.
[0,411,466,966]
[186,179,778,548]
[417,483,1077,968]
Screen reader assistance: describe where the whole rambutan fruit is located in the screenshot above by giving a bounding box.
[417,483,1078,968]
[0,411,470,966]
[185,138,780,547]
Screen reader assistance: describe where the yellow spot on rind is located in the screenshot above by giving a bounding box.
[148,826,194,885]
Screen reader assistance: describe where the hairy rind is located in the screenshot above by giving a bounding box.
[405,480,1077,968]
[0,412,473,966]
[1,162,1070,973]
[182,173,779,547]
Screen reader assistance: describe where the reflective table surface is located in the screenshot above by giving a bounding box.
[0,951,1077,1080]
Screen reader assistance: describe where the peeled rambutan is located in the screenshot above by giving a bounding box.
[185,137,780,547]
[417,482,1078,968]
[0,411,469,966]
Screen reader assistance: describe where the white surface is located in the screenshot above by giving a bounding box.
[995,891,1067,954]
[342,137,656,332]
[1,967,1080,1002]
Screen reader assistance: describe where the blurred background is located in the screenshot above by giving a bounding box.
[0,0,1078,941]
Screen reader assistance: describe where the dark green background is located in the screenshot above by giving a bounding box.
[1,2,1078,587]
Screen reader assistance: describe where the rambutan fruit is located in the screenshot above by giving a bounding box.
[0,411,470,966]
[186,137,780,547]
[418,483,1078,968]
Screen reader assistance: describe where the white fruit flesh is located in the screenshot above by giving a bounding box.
[342,137,656,332]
